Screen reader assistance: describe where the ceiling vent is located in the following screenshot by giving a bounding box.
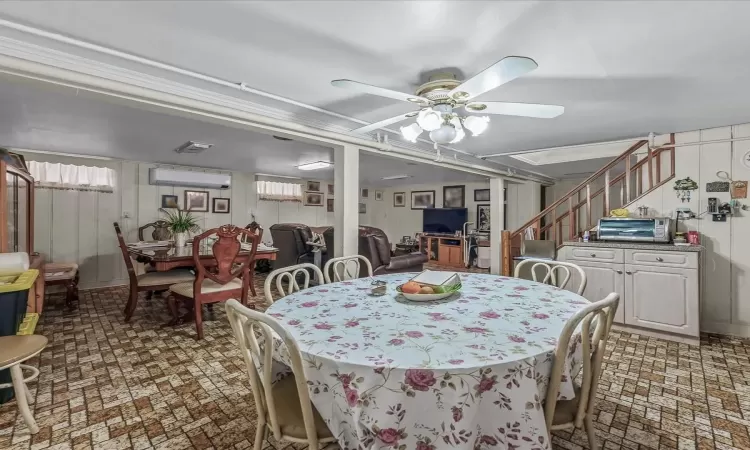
[174,141,213,154]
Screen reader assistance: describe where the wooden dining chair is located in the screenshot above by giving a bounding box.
[544,292,619,450]
[323,255,372,283]
[225,299,334,450]
[114,222,195,321]
[244,222,264,297]
[138,220,171,241]
[169,225,260,339]
[264,263,323,304]
[514,258,587,295]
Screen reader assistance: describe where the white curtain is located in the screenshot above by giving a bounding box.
[27,161,115,192]
[257,180,302,202]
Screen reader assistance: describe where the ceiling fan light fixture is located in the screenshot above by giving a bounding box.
[416,108,442,132]
[449,116,465,144]
[464,115,490,136]
[429,123,458,145]
[400,123,423,143]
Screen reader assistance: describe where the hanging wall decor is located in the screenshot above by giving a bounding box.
[674,177,698,202]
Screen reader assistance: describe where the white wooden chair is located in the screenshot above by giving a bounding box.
[264,263,324,304]
[323,255,373,283]
[0,335,47,434]
[514,258,587,295]
[225,300,335,450]
[544,292,619,450]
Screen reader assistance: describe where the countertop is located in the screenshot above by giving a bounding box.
[561,241,703,252]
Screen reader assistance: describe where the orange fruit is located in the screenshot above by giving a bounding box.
[401,281,422,294]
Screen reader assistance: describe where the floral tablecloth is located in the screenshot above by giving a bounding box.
[265,273,589,450]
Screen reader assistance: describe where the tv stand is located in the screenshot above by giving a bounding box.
[419,233,464,268]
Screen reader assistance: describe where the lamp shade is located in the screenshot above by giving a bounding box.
[416,108,442,132]
[400,123,423,143]
[429,123,457,144]
[464,115,490,136]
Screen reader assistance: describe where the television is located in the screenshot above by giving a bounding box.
[423,208,468,234]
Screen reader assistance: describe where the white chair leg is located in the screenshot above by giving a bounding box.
[584,414,598,450]
[253,424,265,450]
[24,382,34,405]
[10,364,38,434]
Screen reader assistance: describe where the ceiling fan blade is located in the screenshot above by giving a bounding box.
[332,79,430,105]
[352,112,417,134]
[449,56,538,101]
[465,101,564,118]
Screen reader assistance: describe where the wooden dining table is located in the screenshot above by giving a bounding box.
[127,243,277,271]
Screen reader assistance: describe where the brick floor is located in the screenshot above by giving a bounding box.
[1,272,749,449]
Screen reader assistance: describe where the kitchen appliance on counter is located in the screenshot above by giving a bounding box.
[597,217,672,243]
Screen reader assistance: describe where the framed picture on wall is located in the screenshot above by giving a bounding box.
[359,202,367,214]
[443,185,465,208]
[161,195,179,208]
[477,204,491,231]
[411,190,435,209]
[327,184,334,195]
[361,188,369,198]
[304,191,324,206]
[306,181,321,192]
[327,198,334,212]
[394,192,406,207]
[474,189,490,202]
[212,198,230,214]
[184,190,209,212]
[375,190,383,201]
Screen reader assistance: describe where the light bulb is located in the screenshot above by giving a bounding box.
[400,123,423,143]
[429,124,457,144]
[416,108,442,132]
[464,115,490,136]
[449,116,465,144]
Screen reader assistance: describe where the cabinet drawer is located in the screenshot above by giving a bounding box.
[566,247,624,263]
[625,250,698,269]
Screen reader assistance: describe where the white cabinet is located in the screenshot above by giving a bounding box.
[624,264,699,336]
[560,246,700,338]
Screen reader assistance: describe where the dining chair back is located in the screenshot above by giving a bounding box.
[323,255,373,283]
[264,263,323,304]
[244,222,264,243]
[544,292,619,450]
[514,258,587,295]
[138,220,171,241]
[114,222,196,321]
[169,225,260,339]
[225,300,334,449]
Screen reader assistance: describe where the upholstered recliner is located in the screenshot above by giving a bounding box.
[359,226,427,275]
[269,223,316,269]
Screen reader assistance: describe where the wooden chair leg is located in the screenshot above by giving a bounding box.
[65,280,76,310]
[124,286,138,322]
[248,268,257,297]
[10,364,38,434]
[194,299,204,340]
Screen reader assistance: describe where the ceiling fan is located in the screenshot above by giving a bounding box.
[331,56,564,146]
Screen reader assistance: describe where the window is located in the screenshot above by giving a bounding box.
[256,180,302,202]
[27,161,115,192]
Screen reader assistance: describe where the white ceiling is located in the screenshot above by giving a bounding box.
[0,0,748,161]
[0,74,481,186]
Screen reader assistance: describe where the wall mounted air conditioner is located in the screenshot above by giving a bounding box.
[149,168,231,189]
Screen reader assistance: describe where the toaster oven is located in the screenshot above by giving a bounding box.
[597,217,672,243]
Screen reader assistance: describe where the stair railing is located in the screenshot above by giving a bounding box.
[501,133,676,275]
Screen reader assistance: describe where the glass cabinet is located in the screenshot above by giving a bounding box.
[1,154,34,254]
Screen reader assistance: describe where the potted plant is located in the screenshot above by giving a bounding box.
[160,208,200,247]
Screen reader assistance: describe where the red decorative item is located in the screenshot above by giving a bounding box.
[687,231,700,245]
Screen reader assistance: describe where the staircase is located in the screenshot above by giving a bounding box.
[500,134,676,275]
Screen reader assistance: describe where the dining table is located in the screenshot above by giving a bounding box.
[264,272,590,450]
[127,242,278,271]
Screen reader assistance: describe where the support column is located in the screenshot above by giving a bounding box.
[334,145,359,258]
[489,177,506,275]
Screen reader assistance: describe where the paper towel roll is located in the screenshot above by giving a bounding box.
[0,252,30,271]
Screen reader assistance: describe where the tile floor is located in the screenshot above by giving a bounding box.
[2,274,750,450]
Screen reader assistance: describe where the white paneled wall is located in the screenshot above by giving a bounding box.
[20,152,340,288]
[368,180,541,243]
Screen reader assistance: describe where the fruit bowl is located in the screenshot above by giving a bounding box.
[396,282,462,302]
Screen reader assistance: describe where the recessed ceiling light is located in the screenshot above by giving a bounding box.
[297,161,333,171]
[174,141,213,154]
[381,174,411,180]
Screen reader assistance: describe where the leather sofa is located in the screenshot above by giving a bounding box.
[269,223,317,269]
[358,226,427,276]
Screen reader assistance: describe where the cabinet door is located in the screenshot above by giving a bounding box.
[624,264,699,336]
[572,261,625,324]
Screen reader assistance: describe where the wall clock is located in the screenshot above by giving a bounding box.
[743,150,750,169]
